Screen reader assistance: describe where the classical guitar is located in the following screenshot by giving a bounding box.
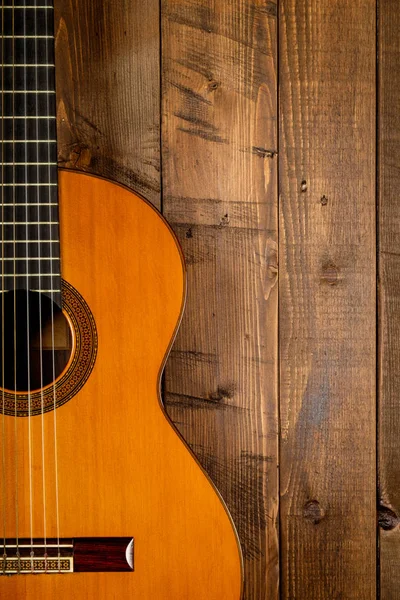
[0,2,243,598]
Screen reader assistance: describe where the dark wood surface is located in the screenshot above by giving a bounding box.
[54,0,400,598]
[279,1,376,598]
[55,0,161,208]
[378,1,400,598]
[162,2,278,599]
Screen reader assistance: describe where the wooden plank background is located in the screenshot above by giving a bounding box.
[378,1,400,599]
[279,1,376,598]
[54,0,399,598]
[162,2,278,599]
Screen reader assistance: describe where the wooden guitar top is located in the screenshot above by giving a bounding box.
[0,171,243,599]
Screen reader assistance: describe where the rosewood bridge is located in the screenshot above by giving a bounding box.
[0,538,134,575]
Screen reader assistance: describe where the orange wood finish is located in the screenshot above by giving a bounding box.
[0,171,243,599]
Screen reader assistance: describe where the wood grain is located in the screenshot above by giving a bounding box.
[162,2,279,599]
[53,0,390,596]
[279,1,376,598]
[54,0,161,208]
[378,1,400,598]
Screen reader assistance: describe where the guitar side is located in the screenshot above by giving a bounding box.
[1,170,243,599]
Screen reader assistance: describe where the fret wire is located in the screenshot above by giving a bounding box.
[1,274,61,277]
[0,184,57,187]
[1,257,59,261]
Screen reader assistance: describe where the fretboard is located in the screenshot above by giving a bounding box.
[0,1,60,306]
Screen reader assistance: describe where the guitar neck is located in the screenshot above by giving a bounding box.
[0,1,61,306]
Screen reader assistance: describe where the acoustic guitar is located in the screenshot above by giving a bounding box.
[0,2,243,598]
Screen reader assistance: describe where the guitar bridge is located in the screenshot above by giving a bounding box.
[0,538,134,575]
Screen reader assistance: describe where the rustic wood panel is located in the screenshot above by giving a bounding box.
[53,0,387,596]
[279,1,376,598]
[378,1,400,598]
[55,0,161,208]
[161,1,279,599]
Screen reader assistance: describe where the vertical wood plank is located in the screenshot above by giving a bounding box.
[378,2,400,598]
[162,1,279,599]
[55,0,161,208]
[279,1,376,598]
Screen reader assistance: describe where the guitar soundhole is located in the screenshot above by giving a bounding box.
[0,290,73,392]
[0,280,97,417]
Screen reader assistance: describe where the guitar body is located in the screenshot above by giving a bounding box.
[0,171,242,599]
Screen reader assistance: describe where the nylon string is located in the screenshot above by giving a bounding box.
[42,0,61,567]
[11,0,21,571]
[22,4,34,571]
[34,0,48,569]
[44,3,62,569]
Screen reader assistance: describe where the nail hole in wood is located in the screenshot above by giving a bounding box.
[219,213,230,227]
[321,195,328,206]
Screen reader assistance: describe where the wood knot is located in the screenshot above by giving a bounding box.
[208,385,235,403]
[320,195,328,206]
[321,262,339,286]
[185,228,193,239]
[61,143,92,169]
[379,506,400,531]
[300,180,308,193]
[207,80,219,91]
[253,146,277,158]
[264,1,277,16]
[304,500,325,525]
[265,241,278,280]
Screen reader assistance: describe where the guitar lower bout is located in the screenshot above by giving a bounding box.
[0,171,243,600]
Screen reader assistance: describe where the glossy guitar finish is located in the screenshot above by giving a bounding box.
[0,171,243,599]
